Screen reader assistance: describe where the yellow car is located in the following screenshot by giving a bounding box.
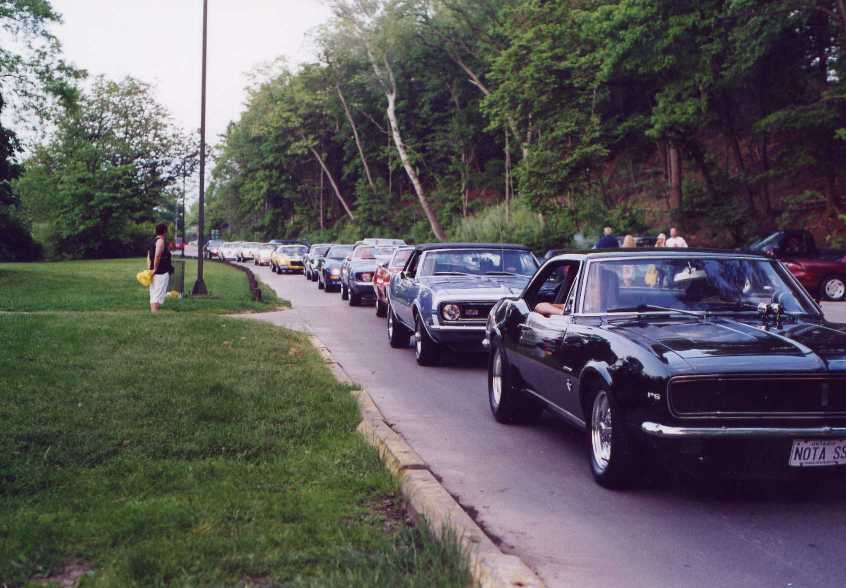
[271,245,308,274]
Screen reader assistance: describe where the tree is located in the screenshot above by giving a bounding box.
[16,77,192,258]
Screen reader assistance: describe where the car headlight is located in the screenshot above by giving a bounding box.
[330,268,341,276]
[441,303,461,321]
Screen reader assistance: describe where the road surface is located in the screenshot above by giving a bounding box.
[234,258,846,588]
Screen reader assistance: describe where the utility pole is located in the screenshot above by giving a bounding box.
[192,0,209,295]
[181,173,187,258]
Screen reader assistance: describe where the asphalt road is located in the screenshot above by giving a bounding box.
[234,259,846,588]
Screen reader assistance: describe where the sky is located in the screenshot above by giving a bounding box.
[50,0,333,144]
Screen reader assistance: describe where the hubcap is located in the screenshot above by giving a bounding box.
[415,322,422,356]
[591,391,613,473]
[826,278,845,300]
[388,312,394,338]
[491,351,503,407]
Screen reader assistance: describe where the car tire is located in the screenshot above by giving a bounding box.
[318,274,325,290]
[586,388,639,489]
[341,283,349,300]
[414,315,441,366]
[488,344,543,424]
[821,275,846,301]
[387,305,411,348]
[375,298,387,318]
[349,288,361,306]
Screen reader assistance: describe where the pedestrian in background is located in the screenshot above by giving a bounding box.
[622,234,636,248]
[595,226,619,249]
[148,223,173,313]
[666,227,688,248]
[655,233,667,247]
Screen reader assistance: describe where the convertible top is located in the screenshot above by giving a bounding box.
[413,242,533,252]
[549,248,771,260]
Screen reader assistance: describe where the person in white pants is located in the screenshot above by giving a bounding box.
[147,223,172,313]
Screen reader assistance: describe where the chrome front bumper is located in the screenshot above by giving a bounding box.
[642,422,846,439]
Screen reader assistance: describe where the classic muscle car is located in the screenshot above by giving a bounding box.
[374,246,413,317]
[271,244,308,273]
[485,249,846,487]
[317,244,354,291]
[386,243,539,365]
[749,230,846,301]
[340,244,397,306]
[304,243,332,281]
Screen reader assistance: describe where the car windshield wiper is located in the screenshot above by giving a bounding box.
[606,304,707,318]
[485,271,518,276]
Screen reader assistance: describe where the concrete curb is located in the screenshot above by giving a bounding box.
[306,334,545,588]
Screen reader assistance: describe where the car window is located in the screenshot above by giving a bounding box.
[374,246,395,259]
[524,260,581,311]
[580,257,814,314]
[327,246,353,259]
[418,249,537,277]
[353,246,376,260]
[390,248,412,268]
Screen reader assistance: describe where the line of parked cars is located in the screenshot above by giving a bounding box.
[207,233,846,488]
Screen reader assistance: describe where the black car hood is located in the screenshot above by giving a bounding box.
[421,274,530,297]
[608,317,846,373]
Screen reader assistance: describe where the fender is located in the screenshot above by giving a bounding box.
[577,362,613,413]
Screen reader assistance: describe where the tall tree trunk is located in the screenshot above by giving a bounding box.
[385,89,446,240]
[319,160,325,230]
[668,142,683,210]
[309,146,355,221]
[504,127,512,223]
[336,83,376,192]
[837,0,846,35]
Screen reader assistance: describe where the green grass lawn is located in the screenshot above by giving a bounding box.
[0,260,469,587]
[0,258,279,313]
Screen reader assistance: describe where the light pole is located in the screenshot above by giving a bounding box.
[192,0,209,295]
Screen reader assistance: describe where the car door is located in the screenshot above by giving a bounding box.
[390,251,420,327]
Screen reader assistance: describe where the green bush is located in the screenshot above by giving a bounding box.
[449,201,574,253]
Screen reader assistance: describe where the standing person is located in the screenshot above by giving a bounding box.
[622,234,637,248]
[655,233,667,247]
[594,226,619,249]
[665,227,688,248]
[148,223,173,313]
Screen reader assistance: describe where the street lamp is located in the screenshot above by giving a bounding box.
[191,0,209,295]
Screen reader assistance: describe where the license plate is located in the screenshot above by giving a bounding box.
[789,439,846,467]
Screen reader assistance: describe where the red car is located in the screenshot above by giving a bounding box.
[373,246,413,317]
[750,230,846,301]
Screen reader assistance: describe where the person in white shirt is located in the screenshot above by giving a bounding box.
[665,227,688,248]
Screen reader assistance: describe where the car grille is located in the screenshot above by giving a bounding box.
[289,261,303,268]
[440,301,495,323]
[668,376,846,417]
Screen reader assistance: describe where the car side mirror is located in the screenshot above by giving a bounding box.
[400,271,407,279]
[346,256,352,261]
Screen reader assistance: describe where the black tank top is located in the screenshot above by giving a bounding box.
[148,237,173,274]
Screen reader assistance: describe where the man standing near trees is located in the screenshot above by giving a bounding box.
[147,223,173,313]
[666,227,689,248]
[595,226,619,249]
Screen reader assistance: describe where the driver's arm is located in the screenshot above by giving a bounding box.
[534,302,564,317]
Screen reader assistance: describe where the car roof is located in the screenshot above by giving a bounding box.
[548,248,771,261]
[413,242,533,252]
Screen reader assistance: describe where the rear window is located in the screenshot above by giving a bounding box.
[390,249,413,268]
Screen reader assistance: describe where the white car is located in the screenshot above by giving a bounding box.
[255,244,275,266]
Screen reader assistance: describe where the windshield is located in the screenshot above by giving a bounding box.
[353,246,376,260]
[748,233,782,252]
[280,245,307,255]
[311,245,331,257]
[375,246,395,259]
[327,245,353,259]
[390,248,412,268]
[419,249,538,277]
[581,257,814,314]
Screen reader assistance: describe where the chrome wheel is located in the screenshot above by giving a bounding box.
[825,278,845,300]
[491,350,503,408]
[414,323,422,357]
[388,311,394,338]
[591,391,613,474]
